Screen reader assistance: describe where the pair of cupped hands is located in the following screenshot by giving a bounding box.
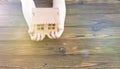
[28,22,64,41]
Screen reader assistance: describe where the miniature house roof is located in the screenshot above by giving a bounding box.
[32,8,59,24]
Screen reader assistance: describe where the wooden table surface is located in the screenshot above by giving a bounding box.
[0,1,120,69]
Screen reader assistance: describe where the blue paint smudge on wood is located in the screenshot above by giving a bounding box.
[91,20,111,32]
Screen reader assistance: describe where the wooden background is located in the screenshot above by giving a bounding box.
[0,0,120,69]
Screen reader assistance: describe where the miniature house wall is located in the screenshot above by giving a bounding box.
[32,8,59,35]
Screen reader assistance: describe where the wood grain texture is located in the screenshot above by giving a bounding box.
[0,1,120,69]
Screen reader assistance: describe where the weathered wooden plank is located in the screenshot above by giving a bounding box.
[66,0,120,4]
[0,1,120,69]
